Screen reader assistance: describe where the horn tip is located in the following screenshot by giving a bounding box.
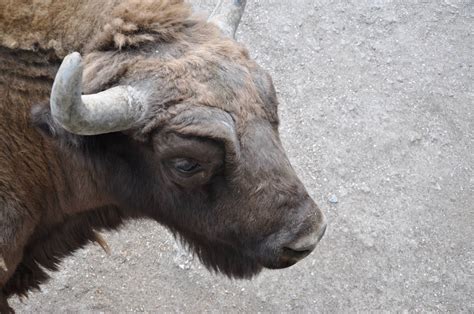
[93,230,111,255]
[63,51,82,67]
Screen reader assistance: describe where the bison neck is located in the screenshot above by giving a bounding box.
[0,47,113,220]
[0,47,125,297]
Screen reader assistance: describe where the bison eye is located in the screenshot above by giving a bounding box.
[173,158,202,174]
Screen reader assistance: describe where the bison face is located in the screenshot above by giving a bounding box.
[143,101,326,278]
[39,1,326,279]
[41,54,326,279]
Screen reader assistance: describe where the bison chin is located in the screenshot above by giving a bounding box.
[172,232,263,279]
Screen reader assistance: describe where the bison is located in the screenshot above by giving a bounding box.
[0,0,326,311]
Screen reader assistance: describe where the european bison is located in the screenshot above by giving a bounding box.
[0,0,326,311]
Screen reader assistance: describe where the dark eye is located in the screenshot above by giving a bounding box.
[172,158,202,174]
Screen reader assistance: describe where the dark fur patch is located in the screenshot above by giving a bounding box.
[4,206,126,297]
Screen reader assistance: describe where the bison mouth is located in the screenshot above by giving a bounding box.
[174,233,311,278]
[175,233,263,279]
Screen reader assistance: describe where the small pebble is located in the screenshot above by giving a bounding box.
[360,183,371,193]
[362,236,375,248]
[329,195,338,204]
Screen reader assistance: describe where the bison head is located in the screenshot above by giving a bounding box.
[39,0,326,278]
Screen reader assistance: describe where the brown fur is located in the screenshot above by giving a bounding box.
[0,0,323,311]
[0,0,191,56]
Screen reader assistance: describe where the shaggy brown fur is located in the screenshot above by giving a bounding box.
[0,0,191,56]
[0,0,323,311]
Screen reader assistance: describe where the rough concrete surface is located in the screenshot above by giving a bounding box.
[12,0,473,312]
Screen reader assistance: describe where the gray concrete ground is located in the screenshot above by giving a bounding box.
[13,0,473,312]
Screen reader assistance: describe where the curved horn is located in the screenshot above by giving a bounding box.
[208,0,247,39]
[50,52,144,135]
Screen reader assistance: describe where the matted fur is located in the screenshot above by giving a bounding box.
[0,0,194,56]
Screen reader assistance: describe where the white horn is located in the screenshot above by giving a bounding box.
[50,52,145,135]
[208,0,247,39]
[93,230,111,255]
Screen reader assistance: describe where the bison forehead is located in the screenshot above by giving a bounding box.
[193,60,271,118]
[83,47,280,134]
[161,57,259,110]
[145,50,278,128]
[77,1,279,133]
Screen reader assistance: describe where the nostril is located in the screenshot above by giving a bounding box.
[285,243,316,253]
[270,222,327,268]
[282,239,317,261]
[284,223,327,254]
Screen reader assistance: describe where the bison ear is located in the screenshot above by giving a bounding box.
[31,101,89,149]
[31,101,60,138]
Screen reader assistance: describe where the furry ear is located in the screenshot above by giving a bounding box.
[30,101,88,149]
[30,101,58,138]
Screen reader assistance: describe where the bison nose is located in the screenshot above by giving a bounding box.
[285,223,327,253]
[280,222,327,263]
[260,199,326,270]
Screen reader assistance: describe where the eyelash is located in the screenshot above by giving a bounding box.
[172,158,202,175]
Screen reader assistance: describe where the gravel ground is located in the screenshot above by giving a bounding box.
[12,0,473,312]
